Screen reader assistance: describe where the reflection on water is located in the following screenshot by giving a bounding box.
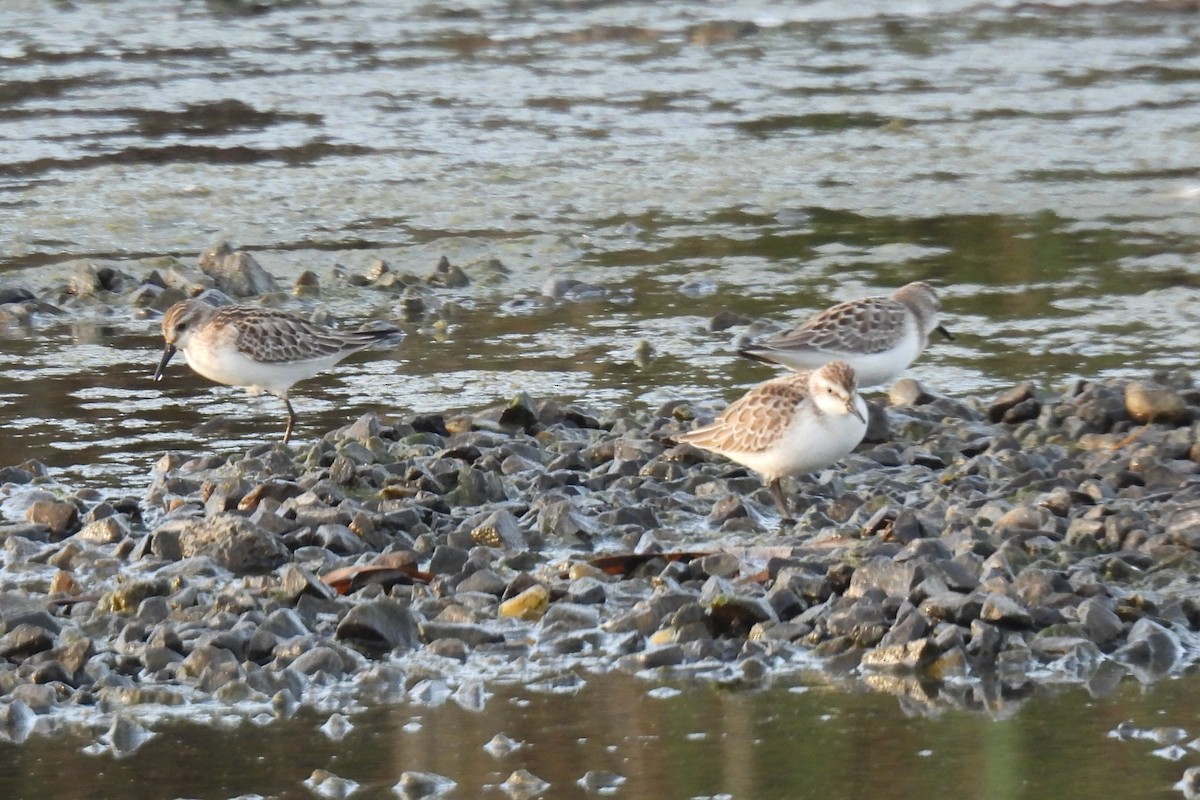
[1,669,1198,800]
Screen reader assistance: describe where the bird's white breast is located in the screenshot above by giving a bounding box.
[736,396,868,480]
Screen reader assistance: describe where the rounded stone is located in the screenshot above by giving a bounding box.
[1125,382,1190,425]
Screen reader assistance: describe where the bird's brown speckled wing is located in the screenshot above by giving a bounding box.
[765,297,907,354]
[676,374,808,455]
[220,307,393,363]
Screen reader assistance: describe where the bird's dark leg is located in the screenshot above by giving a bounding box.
[282,397,296,445]
[769,478,796,526]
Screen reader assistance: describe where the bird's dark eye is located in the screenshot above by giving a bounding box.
[176,321,188,332]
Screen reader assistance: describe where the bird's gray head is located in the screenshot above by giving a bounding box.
[892,281,953,342]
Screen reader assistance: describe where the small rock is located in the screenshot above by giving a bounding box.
[394,771,458,799]
[67,263,103,297]
[1079,598,1124,645]
[76,515,128,544]
[0,287,35,305]
[498,584,550,621]
[335,598,420,656]
[469,509,526,550]
[290,646,350,677]
[704,589,774,636]
[0,466,33,484]
[483,733,524,758]
[500,769,550,800]
[863,401,890,443]
[710,310,752,331]
[1113,618,1180,678]
[1125,382,1190,425]
[860,638,938,673]
[343,413,382,443]
[452,680,491,712]
[988,382,1035,423]
[100,715,157,759]
[577,770,627,793]
[320,712,354,741]
[846,557,921,600]
[979,593,1034,628]
[304,769,360,800]
[542,277,605,300]
[430,256,470,288]
[409,678,452,706]
[179,644,239,680]
[632,339,654,367]
[197,241,280,297]
[1165,505,1200,549]
[1176,766,1200,800]
[1002,398,1041,424]
[889,378,933,406]
[293,270,320,297]
[174,514,289,575]
[0,699,36,744]
[24,500,80,539]
[0,624,55,660]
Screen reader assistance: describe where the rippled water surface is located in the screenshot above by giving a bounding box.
[3,0,1200,797]
[5,669,1200,800]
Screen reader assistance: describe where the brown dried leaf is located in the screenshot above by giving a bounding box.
[586,551,713,577]
[320,550,432,595]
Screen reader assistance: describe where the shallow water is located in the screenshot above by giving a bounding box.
[3,0,1200,797]
[3,669,1200,800]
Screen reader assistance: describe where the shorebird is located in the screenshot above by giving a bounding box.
[154,299,401,444]
[673,360,868,523]
[738,281,952,386]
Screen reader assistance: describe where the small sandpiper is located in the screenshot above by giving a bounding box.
[738,281,952,386]
[672,360,868,524]
[154,299,401,444]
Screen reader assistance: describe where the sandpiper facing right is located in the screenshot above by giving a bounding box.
[672,360,868,524]
[738,281,952,386]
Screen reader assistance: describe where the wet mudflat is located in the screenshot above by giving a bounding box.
[4,1,1200,799]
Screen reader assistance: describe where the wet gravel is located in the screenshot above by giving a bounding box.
[3,252,1200,760]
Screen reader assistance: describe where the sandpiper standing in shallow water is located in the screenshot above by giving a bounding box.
[738,281,953,386]
[154,299,402,444]
[672,360,868,524]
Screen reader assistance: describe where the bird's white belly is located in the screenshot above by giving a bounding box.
[767,331,922,386]
[183,346,342,397]
[736,398,868,480]
[838,339,921,386]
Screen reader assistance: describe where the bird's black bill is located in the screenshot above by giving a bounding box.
[737,347,775,365]
[154,344,177,381]
[936,324,954,341]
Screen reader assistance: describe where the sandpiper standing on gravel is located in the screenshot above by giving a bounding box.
[738,281,953,386]
[673,360,868,524]
[154,299,402,444]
